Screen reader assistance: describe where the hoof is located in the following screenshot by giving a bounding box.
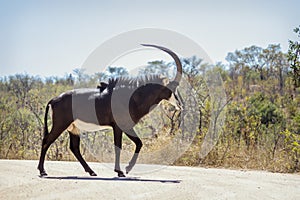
[89,171,97,176]
[115,169,126,177]
[125,165,132,174]
[40,170,48,177]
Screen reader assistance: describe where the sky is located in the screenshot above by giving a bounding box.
[0,0,299,77]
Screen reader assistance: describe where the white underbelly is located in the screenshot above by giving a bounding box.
[67,119,112,134]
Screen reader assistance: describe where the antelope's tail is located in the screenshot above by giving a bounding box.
[43,101,51,137]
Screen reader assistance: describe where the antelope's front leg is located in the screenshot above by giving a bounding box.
[124,129,143,174]
[114,146,125,177]
[113,126,125,177]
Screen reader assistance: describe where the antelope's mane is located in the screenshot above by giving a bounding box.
[107,75,167,91]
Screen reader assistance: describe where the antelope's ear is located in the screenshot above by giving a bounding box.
[162,77,169,86]
[100,82,108,87]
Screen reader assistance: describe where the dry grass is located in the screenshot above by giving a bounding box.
[1,127,299,174]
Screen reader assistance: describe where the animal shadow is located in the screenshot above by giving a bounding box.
[42,175,181,183]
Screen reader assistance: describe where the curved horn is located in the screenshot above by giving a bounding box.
[141,44,182,84]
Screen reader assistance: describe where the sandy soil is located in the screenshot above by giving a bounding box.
[0,159,299,200]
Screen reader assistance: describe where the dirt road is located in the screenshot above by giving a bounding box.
[0,160,299,199]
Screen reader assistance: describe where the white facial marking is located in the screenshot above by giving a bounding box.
[168,93,182,111]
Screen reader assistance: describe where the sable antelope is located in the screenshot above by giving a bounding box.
[37,44,183,177]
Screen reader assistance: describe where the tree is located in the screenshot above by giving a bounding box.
[6,74,43,107]
[73,68,89,86]
[98,66,129,81]
[182,56,209,82]
[226,44,288,94]
[226,46,264,82]
[138,60,172,78]
[287,26,300,90]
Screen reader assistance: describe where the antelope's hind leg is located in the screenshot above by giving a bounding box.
[69,132,97,176]
[38,125,67,176]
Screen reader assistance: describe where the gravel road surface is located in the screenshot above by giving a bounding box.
[0,160,299,200]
